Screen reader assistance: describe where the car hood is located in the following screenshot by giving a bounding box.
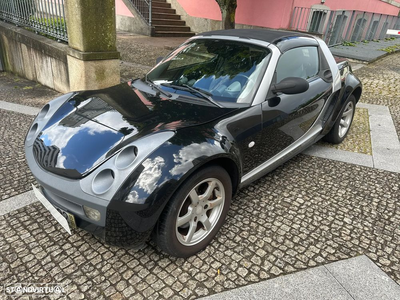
[34,83,236,179]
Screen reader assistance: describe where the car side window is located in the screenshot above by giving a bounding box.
[275,47,319,83]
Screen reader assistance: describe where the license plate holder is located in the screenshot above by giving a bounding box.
[56,207,77,230]
[32,184,75,235]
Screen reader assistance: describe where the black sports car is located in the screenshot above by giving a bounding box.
[25,29,361,257]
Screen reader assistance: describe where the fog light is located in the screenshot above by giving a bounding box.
[83,206,101,221]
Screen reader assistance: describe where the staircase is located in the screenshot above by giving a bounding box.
[151,0,195,37]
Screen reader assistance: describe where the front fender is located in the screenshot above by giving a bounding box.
[108,126,241,232]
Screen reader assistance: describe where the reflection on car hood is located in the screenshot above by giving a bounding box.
[34,83,237,179]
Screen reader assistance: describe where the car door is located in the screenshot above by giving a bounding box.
[258,46,332,163]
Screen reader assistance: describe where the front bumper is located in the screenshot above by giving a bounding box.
[25,128,176,248]
[27,147,153,248]
[37,184,152,248]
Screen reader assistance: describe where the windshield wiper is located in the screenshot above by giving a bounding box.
[145,78,172,98]
[161,83,222,108]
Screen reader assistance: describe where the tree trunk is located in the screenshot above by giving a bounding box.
[216,0,237,30]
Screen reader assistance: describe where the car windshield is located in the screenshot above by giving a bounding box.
[146,39,271,106]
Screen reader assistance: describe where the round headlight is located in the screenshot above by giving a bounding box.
[26,123,38,141]
[115,146,137,170]
[37,104,50,120]
[92,169,115,194]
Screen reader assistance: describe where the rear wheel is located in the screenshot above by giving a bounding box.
[155,166,232,258]
[323,95,356,144]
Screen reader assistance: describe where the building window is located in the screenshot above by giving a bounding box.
[329,14,348,45]
[351,17,367,42]
[309,11,327,33]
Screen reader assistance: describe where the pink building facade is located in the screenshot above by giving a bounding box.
[175,0,399,30]
[115,0,400,41]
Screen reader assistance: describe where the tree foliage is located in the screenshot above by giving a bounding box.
[215,0,237,29]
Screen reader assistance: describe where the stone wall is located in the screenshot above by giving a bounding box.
[115,0,152,36]
[0,21,70,93]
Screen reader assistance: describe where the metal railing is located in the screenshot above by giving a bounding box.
[0,0,68,42]
[290,7,400,46]
[129,0,152,26]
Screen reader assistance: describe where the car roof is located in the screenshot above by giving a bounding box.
[197,29,318,52]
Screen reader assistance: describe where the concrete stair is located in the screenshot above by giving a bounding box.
[151,0,195,37]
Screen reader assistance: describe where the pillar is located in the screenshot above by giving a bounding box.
[65,0,120,91]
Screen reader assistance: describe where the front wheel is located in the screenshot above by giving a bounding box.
[323,95,356,144]
[154,166,232,258]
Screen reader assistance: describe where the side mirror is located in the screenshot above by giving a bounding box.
[156,57,164,64]
[271,77,309,95]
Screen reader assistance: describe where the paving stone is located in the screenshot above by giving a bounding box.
[0,110,35,202]
[354,52,400,138]
[1,153,399,298]
[318,108,372,154]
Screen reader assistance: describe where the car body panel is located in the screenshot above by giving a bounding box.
[33,83,238,179]
[24,29,362,249]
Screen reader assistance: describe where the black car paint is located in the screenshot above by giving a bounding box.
[28,33,362,248]
[103,76,361,244]
[321,62,362,135]
[34,84,238,179]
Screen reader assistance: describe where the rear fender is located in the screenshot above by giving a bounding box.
[321,67,362,135]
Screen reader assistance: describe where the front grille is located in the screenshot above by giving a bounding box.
[33,138,60,168]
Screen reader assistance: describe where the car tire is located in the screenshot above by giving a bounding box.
[154,165,232,258]
[323,94,356,144]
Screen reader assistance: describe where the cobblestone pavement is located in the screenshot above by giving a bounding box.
[117,32,186,82]
[0,155,399,299]
[0,72,60,108]
[0,110,35,201]
[318,107,372,155]
[354,52,400,138]
[0,72,58,203]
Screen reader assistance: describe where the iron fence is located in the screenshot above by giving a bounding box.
[0,0,68,42]
[290,7,400,46]
[129,0,152,26]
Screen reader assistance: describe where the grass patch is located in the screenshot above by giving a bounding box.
[379,44,400,53]
[26,17,67,42]
[342,41,356,47]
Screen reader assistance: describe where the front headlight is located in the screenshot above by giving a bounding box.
[92,169,115,195]
[25,92,76,146]
[80,131,175,201]
[115,146,138,170]
[26,123,38,142]
[37,104,50,121]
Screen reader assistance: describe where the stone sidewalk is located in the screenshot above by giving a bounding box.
[202,256,400,300]
[331,37,400,62]
[117,32,187,82]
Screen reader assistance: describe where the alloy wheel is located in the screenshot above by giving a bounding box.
[339,101,354,138]
[176,178,225,246]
